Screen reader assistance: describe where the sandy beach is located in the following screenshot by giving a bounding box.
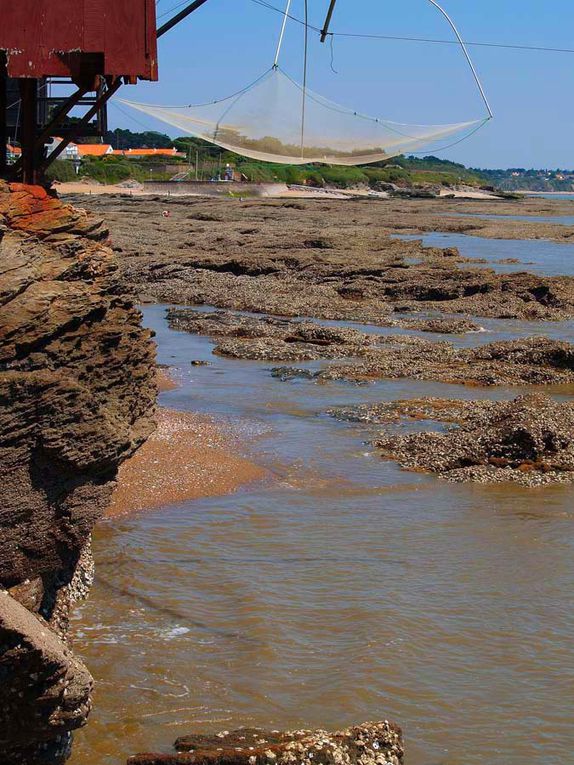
[107,373,266,517]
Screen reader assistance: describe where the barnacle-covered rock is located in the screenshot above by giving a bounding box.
[128,721,404,765]
[373,393,574,485]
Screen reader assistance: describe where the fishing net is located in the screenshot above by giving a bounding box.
[119,66,485,166]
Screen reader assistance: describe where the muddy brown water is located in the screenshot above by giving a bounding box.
[69,304,574,765]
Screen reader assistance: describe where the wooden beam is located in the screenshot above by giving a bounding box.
[0,54,7,175]
[19,79,39,185]
[36,78,122,172]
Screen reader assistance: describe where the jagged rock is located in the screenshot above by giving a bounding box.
[127,721,404,765]
[0,591,92,764]
[0,181,157,761]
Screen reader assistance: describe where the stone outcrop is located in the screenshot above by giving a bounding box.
[0,182,157,762]
[127,722,404,765]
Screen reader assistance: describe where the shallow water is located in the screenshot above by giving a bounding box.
[394,232,574,276]
[442,211,574,226]
[524,193,574,201]
[69,304,574,765]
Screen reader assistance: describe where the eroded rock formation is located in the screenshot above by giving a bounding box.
[128,722,404,765]
[0,182,157,763]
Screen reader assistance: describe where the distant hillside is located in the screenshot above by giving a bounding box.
[47,127,517,189]
[473,168,574,192]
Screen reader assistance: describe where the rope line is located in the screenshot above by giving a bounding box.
[119,68,273,109]
[329,33,338,74]
[410,117,491,154]
[157,0,192,20]
[300,0,308,158]
[248,0,574,56]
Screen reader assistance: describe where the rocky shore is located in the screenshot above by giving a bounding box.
[66,195,574,322]
[7,188,567,762]
[61,192,574,489]
[0,183,157,762]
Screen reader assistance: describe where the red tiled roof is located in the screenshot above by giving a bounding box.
[76,144,113,157]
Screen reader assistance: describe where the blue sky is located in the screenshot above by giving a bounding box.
[110,0,574,169]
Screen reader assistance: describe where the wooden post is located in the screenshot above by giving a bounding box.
[19,79,39,185]
[0,54,7,176]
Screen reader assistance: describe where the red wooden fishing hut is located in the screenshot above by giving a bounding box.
[0,0,210,183]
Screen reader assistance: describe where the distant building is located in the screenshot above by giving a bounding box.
[43,140,183,162]
[112,147,185,158]
[45,137,80,160]
[45,138,114,159]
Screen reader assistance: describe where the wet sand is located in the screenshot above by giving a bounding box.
[107,406,266,517]
[157,367,179,392]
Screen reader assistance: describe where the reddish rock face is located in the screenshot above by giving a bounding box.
[0,182,157,762]
[127,723,404,765]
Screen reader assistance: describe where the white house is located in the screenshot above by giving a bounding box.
[45,137,80,160]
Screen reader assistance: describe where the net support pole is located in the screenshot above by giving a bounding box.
[320,0,338,43]
[157,0,211,38]
[426,0,493,118]
[273,0,293,68]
